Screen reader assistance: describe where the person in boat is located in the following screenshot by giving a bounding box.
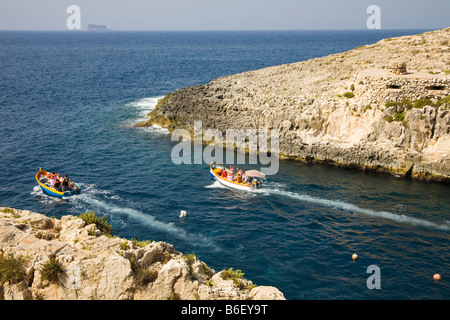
[252,178,261,188]
[61,175,71,191]
[221,169,227,178]
[53,174,62,190]
[47,172,56,187]
[227,170,234,181]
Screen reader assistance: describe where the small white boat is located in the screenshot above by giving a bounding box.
[209,162,263,191]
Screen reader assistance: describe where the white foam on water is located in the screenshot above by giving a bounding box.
[79,195,179,233]
[205,180,227,189]
[31,185,42,196]
[128,96,165,118]
[31,185,63,204]
[76,183,110,195]
[142,124,169,135]
[125,96,170,134]
[263,188,450,231]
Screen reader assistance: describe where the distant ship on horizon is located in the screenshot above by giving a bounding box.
[87,24,107,31]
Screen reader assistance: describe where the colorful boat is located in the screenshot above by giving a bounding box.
[35,168,81,198]
[209,162,263,191]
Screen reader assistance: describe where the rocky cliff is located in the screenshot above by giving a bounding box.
[138,28,450,182]
[0,207,285,300]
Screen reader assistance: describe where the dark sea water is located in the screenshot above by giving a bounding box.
[0,30,449,300]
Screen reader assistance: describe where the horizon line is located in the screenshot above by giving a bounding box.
[0,27,442,32]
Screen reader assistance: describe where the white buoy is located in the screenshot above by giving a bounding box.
[179,210,187,218]
[352,253,359,261]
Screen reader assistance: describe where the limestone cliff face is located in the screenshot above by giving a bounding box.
[0,208,285,300]
[139,28,450,182]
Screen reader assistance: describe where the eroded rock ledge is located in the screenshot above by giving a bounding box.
[138,28,450,182]
[0,207,285,300]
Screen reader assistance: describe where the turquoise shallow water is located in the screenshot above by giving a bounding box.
[0,30,449,299]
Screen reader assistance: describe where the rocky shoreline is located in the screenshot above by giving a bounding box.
[138,28,450,182]
[0,207,285,300]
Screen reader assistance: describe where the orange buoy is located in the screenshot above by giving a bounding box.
[352,253,359,261]
[433,274,441,281]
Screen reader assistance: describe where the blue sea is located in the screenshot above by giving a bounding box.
[0,30,449,300]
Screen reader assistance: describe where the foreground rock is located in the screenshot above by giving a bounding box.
[0,208,285,300]
[138,28,450,182]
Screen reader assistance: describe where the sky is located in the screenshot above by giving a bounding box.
[0,0,449,31]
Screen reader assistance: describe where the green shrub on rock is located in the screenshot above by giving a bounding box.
[79,211,113,236]
[0,254,28,284]
[39,256,63,284]
[343,91,355,98]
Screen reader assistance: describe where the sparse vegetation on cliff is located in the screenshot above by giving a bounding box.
[343,91,355,98]
[0,207,285,300]
[0,254,27,284]
[385,96,450,111]
[79,211,113,236]
[221,268,257,291]
[39,256,63,284]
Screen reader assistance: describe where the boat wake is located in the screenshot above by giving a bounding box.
[31,185,64,204]
[262,188,450,231]
[73,189,218,250]
[205,180,227,189]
